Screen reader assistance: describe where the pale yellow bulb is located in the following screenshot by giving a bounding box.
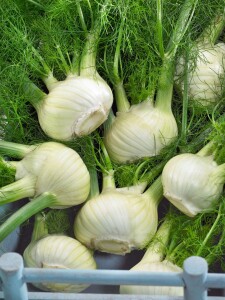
[37,75,113,140]
[74,189,158,255]
[15,142,90,207]
[176,43,225,106]
[24,235,96,292]
[104,100,178,163]
[162,153,224,216]
[120,260,183,296]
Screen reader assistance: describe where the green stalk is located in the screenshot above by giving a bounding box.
[23,79,46,109]
[143,176,163,206]
[197,10,225,45]
[168,240,185,263]
[197,140,215,157]
[31,213,48,242]
[113,21,124,84]
[0,140,36,158]
[78,0,100,78]
[55,44,71,75]
[99,137,116,190]
[156,0,164,59]
[205,204,225,265]
[79,0,112,77]
[42,73,59,92]
[113,82,130,113]
[196,203,223,257]
[76,1,89,35]
[165,0,198,59]
[30,45,52,77]
[103,109,116,132]
[0,158,16,174]
[0,176,36,205]
[134,160,166,188]
[145,161,167,185]
[0,193,57,242]
[113,21,130,113]
[89,134,115,191]
[142,218,171,263]
[213,164,225,184]
[79,29,99,77]
[87,167,100,199]
[71,50,81,76]
[102,170,116,190]
[86,0,94,30]
[155,0,198,112]
[99,136,113,172]
[180,48,190,144]
[154,57,175,112]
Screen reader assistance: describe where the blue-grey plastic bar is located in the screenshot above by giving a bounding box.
[205,274,225,289]
[1,253,225,300]
[24,269,184,286]
[183,256,208,300]
[0,252,28,300]
[0,291,183,300]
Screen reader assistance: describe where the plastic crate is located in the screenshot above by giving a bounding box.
[0,252,225,300]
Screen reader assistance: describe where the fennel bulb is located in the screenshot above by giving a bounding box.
[104,100,178,163]
[24,235,96,292]
[104,0,198,163]
[176,42,225,107]
[74,171,163,255]
[2,0,113,141]
[0,140,90,241]
[23,213,96,293]
[120,260,183,296]
[11,141,90,207]
[175,12,225,107]
[34,72,113,141]
[120,219,183,296]
[162,153,225,217]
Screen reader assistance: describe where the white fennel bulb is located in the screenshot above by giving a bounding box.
[120,260,183,296]
[103,0,198,164]
[175,13,225,107]
[24,235,96,293]
[13,141,90,207]
[104,100,178,163]
[162,153,225,217]
[0,140,90,242]
[120,219,183,296]
[21,2,114,141]
[74,172,163,255]
[176,42,225,106]
[36,74,113,141]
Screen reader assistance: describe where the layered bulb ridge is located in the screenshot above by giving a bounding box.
[104,100,178,163]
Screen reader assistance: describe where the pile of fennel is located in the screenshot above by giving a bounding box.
[0,0,224,296]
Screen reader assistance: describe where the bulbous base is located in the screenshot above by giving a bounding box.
[37,76,113,141]
[104,100,178,163]
[91,236,133,255]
